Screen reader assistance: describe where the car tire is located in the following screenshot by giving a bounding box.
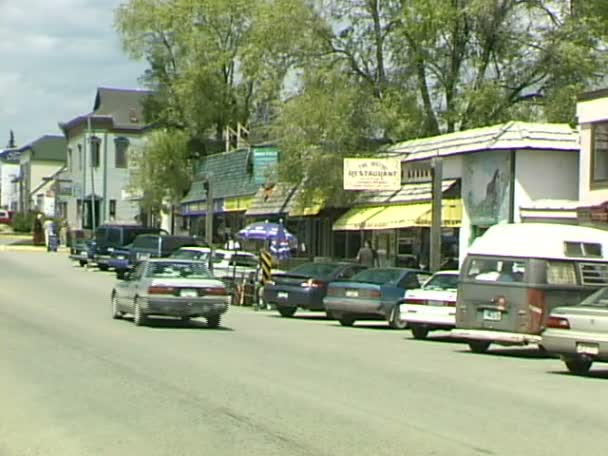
[79,260,87,267]
[468,341,491,353]
[206,315,221,329]
[411,326,429,340]
[99,264,109,272]
[388,306,407,329]
[277,306,296,318]
[325,310,337,320]
[133,298,148,326]
[111,292,122,320]
[338,315,355,327]
[564,358,592,375]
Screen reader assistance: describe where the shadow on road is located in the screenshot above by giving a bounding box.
[547,368,608,380]
[122,317,234,331]
[454,346,549,359]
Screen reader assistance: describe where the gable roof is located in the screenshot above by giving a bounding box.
[182,148,259,204]
[59,87,152,134]
[17,135,66,161]
[387,121,578,162]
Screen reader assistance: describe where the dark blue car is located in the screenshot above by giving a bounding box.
[323,268,432,328]
[263,262,367,318]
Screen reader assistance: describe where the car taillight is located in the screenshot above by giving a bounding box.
[361,289,381,298]
[405,298,427,305]
[201,287,227,296]
[148,286,176,295]
[301,279,325,288]
[546,316,570,329]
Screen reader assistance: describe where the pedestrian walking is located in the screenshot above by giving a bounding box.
[42,217,56,251]
[356,240,377,267]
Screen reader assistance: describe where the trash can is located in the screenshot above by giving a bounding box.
[48,233,59,252]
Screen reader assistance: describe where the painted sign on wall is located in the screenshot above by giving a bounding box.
[463,151,512,226]
[343,158,401,191]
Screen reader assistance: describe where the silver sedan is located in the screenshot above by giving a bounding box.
[111,259,230,328]
[541,287,608,374]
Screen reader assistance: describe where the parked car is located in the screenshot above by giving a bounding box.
[69,237,95,267]
[0,209,14,225]
[541,287,608,374]
[128,234,206,263]
[263,261,367,318]
[93,224,168,271]
[399,270,459,339]
[323,268,432,328]
[110,259,230,328]
[170,246,212,262]
[109,236,207,277]
[211,249,260,285]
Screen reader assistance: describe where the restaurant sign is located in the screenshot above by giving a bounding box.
[343,158,401,191]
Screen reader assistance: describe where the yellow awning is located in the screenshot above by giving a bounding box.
[415,199,462,227]
[289,202,323,217]
[333,199,462,231]
[332,206,387,231]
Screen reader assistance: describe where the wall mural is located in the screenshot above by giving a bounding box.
[463,151,512,226]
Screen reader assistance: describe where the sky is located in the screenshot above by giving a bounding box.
[0,0,148,148]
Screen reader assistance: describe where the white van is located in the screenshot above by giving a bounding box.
[452,223,608,353]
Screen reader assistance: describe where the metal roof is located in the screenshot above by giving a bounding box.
[386,121,578,162]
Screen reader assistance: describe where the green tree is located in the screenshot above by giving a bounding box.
[128,129,193,214]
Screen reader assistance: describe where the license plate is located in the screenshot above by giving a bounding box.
[180,289,198,298]
[576,342,599,355]
[117,255,126,260]
[483,309,501,321]
[428,300,446,306]
[345,290,359,298]
[277,291,289,299]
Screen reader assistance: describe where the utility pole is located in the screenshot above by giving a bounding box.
[430,156,443,272]
[204,176,214,272]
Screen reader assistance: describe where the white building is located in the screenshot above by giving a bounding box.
[0,149,20,210]
[333,121,580,266]
[58,87,152,231]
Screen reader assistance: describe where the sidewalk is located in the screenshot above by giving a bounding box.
[0,232,69,253]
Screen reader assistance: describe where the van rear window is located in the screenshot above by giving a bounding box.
[466,258,526,283]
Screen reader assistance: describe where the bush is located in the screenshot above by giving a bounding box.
[11,212,35,233]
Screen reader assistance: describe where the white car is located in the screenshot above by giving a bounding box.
[399,270,459,339]
[211,249,260,282]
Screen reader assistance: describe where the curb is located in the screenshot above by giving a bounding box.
[0,245,69,253]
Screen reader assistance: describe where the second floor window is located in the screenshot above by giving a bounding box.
[90,136,101,168]
[67,147,72,172]
[592,122,608,184]
[115,137,129,168]
[78,144,82,170]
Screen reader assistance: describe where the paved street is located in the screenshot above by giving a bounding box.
[1,250,607,456]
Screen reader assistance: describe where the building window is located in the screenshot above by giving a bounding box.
[78,144,83,170]
[90,136,101,168]
[67,147,72,172]
[114,137,129,168]
[591,122,608,184]
[109,199,117,220]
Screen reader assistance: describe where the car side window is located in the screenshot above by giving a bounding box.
[399,273,420,289]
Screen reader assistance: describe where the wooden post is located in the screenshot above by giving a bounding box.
[430,156,443,272]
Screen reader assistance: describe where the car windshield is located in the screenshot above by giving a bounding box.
[351,268,403,284]
[146,261,211,279]
[171,250,209,261]
[423,273,459,290]
[289,263,340,278]
[578,287,608,308]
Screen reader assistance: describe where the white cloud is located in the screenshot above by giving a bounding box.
[0,0,147,146]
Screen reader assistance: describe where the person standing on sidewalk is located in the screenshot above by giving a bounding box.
[42,216,55,251]
[356,240,377,267]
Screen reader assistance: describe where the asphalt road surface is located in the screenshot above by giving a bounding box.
[1,250,607,456]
